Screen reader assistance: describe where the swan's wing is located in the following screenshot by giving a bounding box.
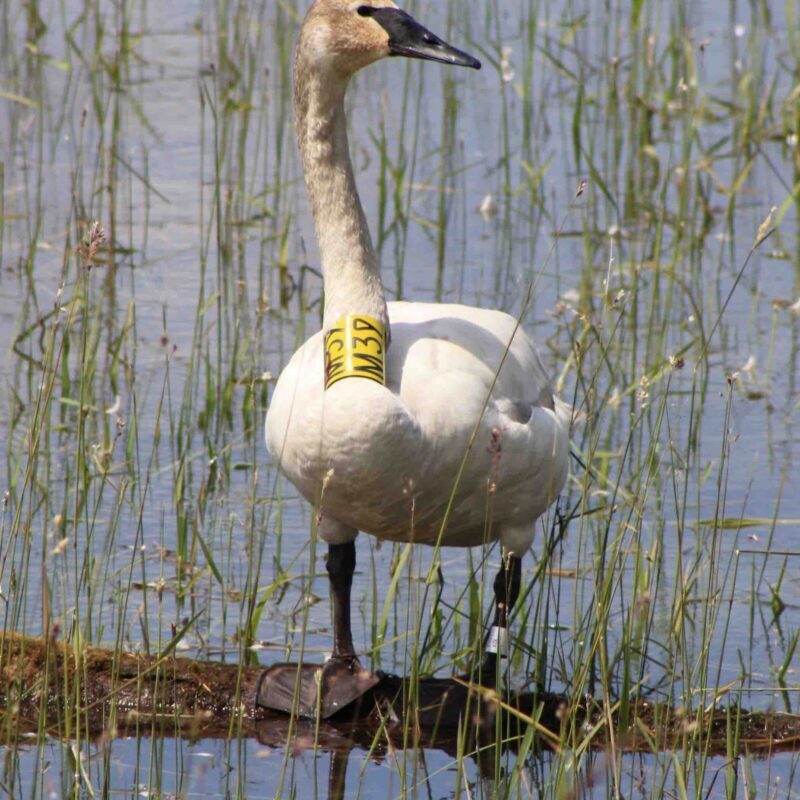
[387,301,556,420]
[386,301,569,523]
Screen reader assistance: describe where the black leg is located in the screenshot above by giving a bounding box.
[326,541,357,661]
[256,537,380,718]
[482,554,522,673]
[327,748,350,800]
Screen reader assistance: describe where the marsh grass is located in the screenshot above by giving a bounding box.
[0,0,799,797]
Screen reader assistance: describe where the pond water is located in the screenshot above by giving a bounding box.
[0,0,798,797]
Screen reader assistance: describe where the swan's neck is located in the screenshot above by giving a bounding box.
[295,59,388,333]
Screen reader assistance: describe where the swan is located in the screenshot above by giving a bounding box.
[263,0,570,716]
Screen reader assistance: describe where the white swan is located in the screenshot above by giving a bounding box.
[263,0,569,714]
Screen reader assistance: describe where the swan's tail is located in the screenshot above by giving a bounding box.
[554,395,582,427]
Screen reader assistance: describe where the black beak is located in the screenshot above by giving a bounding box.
[358,6,481,70]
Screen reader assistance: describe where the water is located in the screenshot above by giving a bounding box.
[0,0,798,797]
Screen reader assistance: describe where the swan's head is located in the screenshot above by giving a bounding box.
[299,0,481,78]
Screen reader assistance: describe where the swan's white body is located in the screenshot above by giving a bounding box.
[265,0,569,560]
[266,301,569,554]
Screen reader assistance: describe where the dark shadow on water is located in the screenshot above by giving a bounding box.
[241,671,555,800]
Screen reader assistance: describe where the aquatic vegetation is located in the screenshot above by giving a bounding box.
[0,0,797,797]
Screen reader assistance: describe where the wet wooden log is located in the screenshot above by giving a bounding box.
[0,632,798,757]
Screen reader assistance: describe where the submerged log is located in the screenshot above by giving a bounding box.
[0,632,798,758]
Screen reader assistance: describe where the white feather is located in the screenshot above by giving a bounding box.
[266,301,569,555]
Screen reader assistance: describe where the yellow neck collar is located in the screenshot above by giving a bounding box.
[324,314,387,389]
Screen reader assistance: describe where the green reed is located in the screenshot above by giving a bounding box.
[0,0,798,797]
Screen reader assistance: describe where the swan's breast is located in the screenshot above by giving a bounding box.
[265,334,423,517]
